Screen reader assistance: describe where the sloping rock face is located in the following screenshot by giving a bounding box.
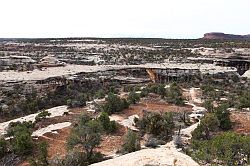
[90,142,200,166]
[203,33,250,40]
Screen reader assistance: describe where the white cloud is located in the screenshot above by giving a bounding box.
[0,0,249,38]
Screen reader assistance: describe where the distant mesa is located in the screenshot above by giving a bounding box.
[203,32,250,40]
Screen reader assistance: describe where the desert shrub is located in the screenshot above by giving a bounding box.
[35,110,51,122]
[11,125,33,155]
[236,91,250,109]
[121,98,130,109]
[201,84,215,96]
[102,93,129,114]
[67,114,104,163]
[30,141,49,166]
[98,112,117,133]
[94,89,106,99]
[191,132,250,165]
[136,112,175,141]
[121,130,141,153]
[0,138,7,158]
[6,121,34,138]
[147,84,166,98]
[108,86,118,94]
[66,93,86,108]
[50,150,103,166]
[50,150,86,166]
[203,100,214,112]
[192,113,219,140]
[201,84,221,100]
[37,141,49,166]
[173,134,183,148]
[166,82,184,105]
[140,88,149,98]
[144,137,165,148]
[214,103,232,130]
[5,122,34,156]
[109,121,118,133]
[128,91,140,104]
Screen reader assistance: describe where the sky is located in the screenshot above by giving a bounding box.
[0,0,250,39]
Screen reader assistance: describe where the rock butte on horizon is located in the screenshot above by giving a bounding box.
[203,32,250,40]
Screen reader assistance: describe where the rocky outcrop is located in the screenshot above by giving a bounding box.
[90,142,199,166]
[203,32,250,40]
[39,55,66,67]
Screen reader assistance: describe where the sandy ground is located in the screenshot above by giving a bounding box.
[36,107,91,159]
[189,88,203,104]
[231,111,250,134]
[91,89,204,166]
[15,107,87,166]
[109,98,192,132]
[16,88,206,166]
[122,100,192,118]
[17,126,72,166]
[14,87,206,166]
[96,125,126,156]
[180,122,199,138]
[39,127,72,158]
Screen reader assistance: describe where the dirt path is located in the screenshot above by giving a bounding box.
[15,88,203,166]
[92,120,200,166]
[189,88,203,104]
[91,88,203,166]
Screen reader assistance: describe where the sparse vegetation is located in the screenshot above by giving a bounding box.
[128,91,141,104]
[10,124,34,156]
[0,38,250,165]
[192,113,219,140]
[67,114,104,165]
[191,132,250,165]
[166,82,185,105]
[102,93,129,114]
[0,138,7,159]
[136,111,175,141]
[35,110,51,122]
[146,84,166,98]
[30,141,49,166]
[202,99,214,112]
[236,91,250,109]
[121,130,141,154]
[214,103,232,130]
[98,112,117,133]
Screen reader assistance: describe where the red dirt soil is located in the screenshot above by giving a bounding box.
[231,112,250,135]
[39,127,72,159]
[120,99,192,118]
[39,100,191,158]
[17,96,193,166]
[96,125,126,155]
